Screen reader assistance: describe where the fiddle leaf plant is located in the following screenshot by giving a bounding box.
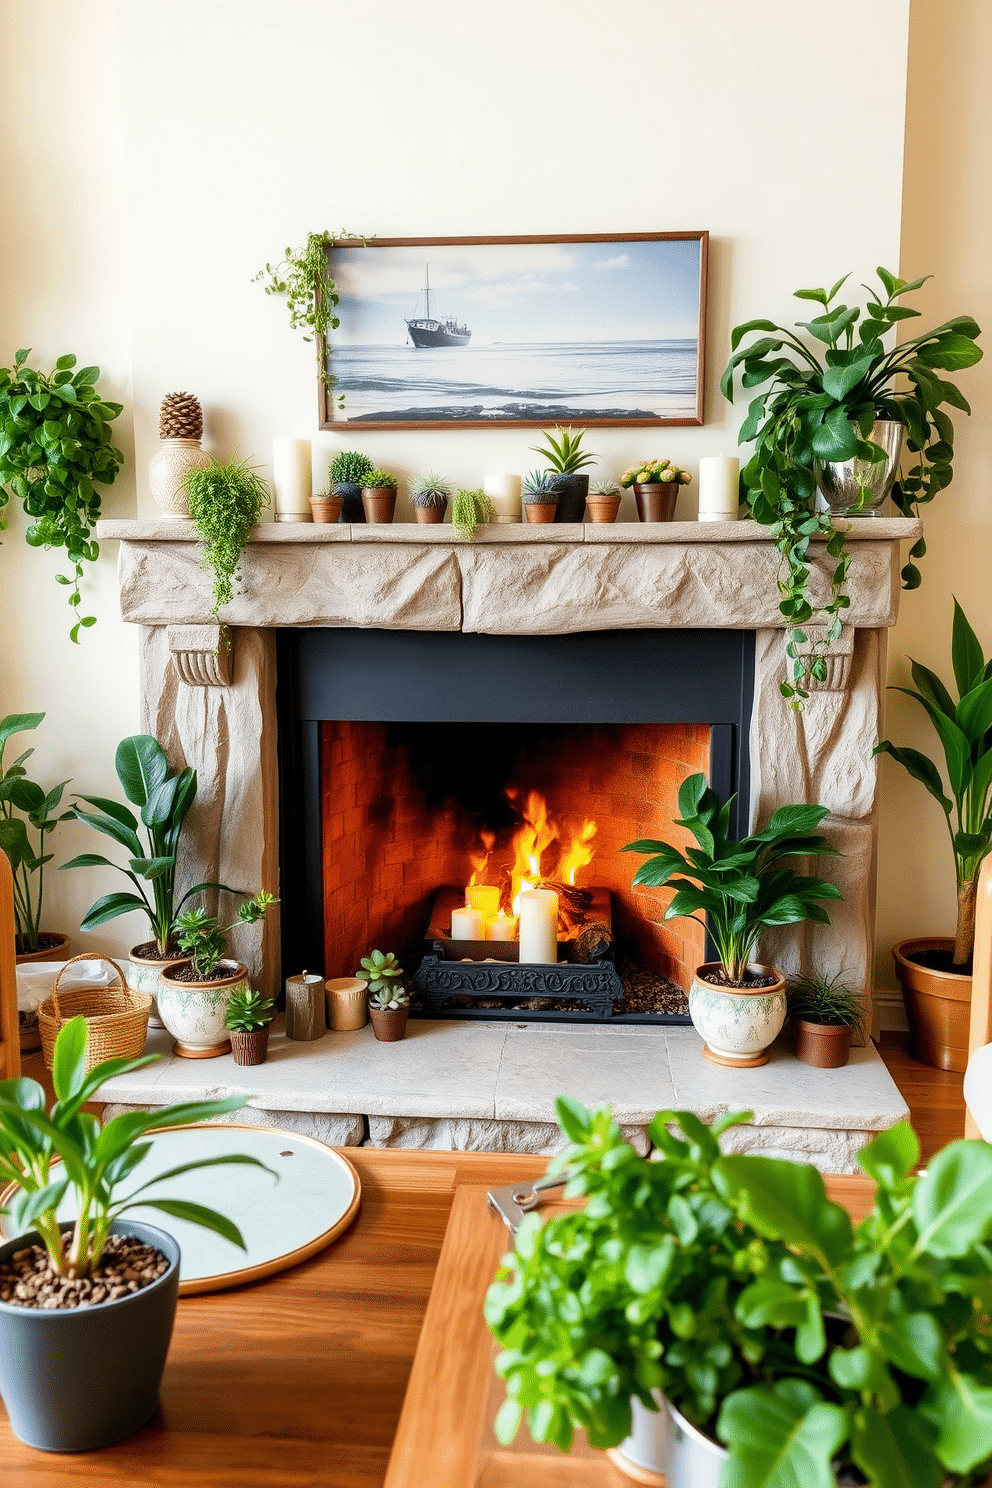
[622,772,842,982]
[0,350,125,640]
[722,268,982,704]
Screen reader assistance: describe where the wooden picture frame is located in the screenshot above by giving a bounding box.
[318,232,708,431]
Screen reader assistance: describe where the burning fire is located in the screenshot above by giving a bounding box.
[465,790,597,916]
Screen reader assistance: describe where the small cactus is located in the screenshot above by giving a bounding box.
[330,450,375,489]
[410,472,451,508]
[364,467,398,490]
[590,479,620,496]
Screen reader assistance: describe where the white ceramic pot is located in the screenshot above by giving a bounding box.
[607,1391,670,1482]
[664,1398,725,1488]
[126,944,178,1028]
[688,962,787,1066]
[157,959,248,1057]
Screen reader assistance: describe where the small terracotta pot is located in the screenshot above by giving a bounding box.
[369,1004,410,1042]
[362,488,397,523]
[893,936,971,1072]
[585,494,622,524]
[14,932,70,965]
[633,482,678,522]
[413,503,447,524]
[794,1019,853,1069]
[230,1025,271,1066]
[310,493,342,524]
[524,502,558,524]
[325,977,368,1031]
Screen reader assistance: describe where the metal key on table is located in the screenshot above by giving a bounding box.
[486,1172,569,1234]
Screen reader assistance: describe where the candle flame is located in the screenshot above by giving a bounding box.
[462,790,596,916]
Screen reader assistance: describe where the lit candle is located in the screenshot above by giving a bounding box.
[451,907,486,940]
[697,456,740,522]
[518,888,558,963]
[272,438,312,522]
[484,472,522,523]
[466,885,500,919]
[486,913,518,942]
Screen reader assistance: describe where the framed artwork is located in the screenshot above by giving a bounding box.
[318,232,708,431]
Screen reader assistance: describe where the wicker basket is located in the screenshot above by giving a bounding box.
[38,954,152,1072]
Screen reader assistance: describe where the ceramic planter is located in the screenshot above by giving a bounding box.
[413,501,447,524]
[230,1024,271,1065]
[157,958,248,1058]
[126,943,181,1029]
[523,501,558,524]
[326,976,368,1031]
[14,931,70,965]
[633,482,679,522]
[688,963,787,1067]
[550,473,588,522]
[369,1004,409,1042]
[0,1219,180,1452]
[893,936,970,1072]
[607,1392,669,1484]
[361,487,397,523]
[794,1018,853,1069]
[334,481,365,523]
[585,493,622,523]
[148,437,211,520]
[662,1397,862,1488]
[310,493,342,524]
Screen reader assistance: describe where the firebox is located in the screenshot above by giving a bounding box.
[277,627,754,1022]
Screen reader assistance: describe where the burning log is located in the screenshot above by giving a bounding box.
[572,922,613,963]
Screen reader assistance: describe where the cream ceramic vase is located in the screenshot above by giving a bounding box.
[157,959,248,1057]
[126,945,178,1029]
[688,962,787,1067]
[148,438,211,519]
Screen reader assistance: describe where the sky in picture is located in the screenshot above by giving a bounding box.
[331,238,701,346]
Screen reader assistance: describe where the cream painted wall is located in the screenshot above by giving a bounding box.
[3,0,915,968]
[874,0,992,1015]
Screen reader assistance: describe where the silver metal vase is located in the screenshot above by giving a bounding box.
[816,418,904,516]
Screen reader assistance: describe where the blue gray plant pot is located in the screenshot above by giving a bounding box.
[0,1219,181,1451]
[333,481,366,523]
[550,473,588,522]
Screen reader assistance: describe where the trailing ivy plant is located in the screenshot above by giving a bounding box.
[721,269,982,705]
[0,350,124,641]
[253,230,367,403]
[182,456,270,614]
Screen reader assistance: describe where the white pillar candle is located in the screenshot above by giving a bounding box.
[272,438,313,522]
[451,907,486,940]
[466,885,500,919]
[483,472,522,523]
[486,913,518,942]
[518,888,558,964]
[697,456,740,521]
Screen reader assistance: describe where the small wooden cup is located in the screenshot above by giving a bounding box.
[285,973,326,1040]
[326,977,368,1031]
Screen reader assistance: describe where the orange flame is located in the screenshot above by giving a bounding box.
[468,830,496,888]
[463,793,597,918]
[558,818,597,886]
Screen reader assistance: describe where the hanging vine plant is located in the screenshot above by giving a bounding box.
[0,350,125,641]
[253,230,367,405]
[183,456,270,615]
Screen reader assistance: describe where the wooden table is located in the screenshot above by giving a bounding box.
[0,1149,877,1488]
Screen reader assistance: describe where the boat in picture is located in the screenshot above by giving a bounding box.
[405,264,471,348]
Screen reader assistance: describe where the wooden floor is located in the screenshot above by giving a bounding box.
[877,1031,965,1162]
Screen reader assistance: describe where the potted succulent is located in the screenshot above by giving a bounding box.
[530,427,595,521]
[0,712,72,960]
[451,486,495,541]
[309,488,342,524]
[620,458,692,522]
[225,986,276,1066]
[410,471,451,525]
[623,772,842,1066]
[0,1015,268,1451]
[158,890,278,1058]
[521,470,560,525]
[585,479,622,524]
[329,449,375,523]
[487,1097,992,1488]
[361,467,399,524]
[787,971,866,1068]
[356,951,408,1041]
[0,349,125,641]
[182,454,270,615]
[721,267,982,704]
[65,734,235,1019]
[875,598,992,1071]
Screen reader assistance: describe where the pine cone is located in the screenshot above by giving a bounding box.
[159,391,203,441]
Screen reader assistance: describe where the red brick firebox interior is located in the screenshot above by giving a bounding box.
[321,721,711,992]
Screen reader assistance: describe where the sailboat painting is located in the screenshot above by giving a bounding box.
[319,233,708,430]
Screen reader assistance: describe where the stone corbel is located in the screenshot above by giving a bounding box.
[792,624,855,694]
[167,624,234,687]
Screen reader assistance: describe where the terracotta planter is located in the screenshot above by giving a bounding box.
[310,493,342,524]
[413,503,447,524]
[334,481,365,523]
[14,932,70,965]
[157,959,248,1058]
[794,1018,853,1069]
[585,493,622,524]
[230,1024,271,1065]
[688,962,787,1067]
[326,977,368,1031]
[893,936,971,1072]
[369,1004,410,1042]
[523,502,558,524]
[361,487,397,524]
[633,482,678,522]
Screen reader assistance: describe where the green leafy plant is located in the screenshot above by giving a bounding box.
[521,470,560,502]
[787,971,866,1034]
[252,230,366,402]
[182,455,270,615]
[355,949,404,1002]
[0,1016,273,1278]
[0,713,72,954]
[225,986,275,1033]
[330,450,375,490]
[363,467,398,490]
[874,598,992,968]
[620,458,692,487]
[622,772,842,983]
[451,487,495,540]
[64,734,232,958]
[410,472,451,508]
[174,891,278,980]
[530,426,596,475]
[722,268,982,704]
[487,1097,992,1488]
[0,350,125,641]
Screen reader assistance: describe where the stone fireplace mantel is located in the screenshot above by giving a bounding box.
[98,517,920,1020]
